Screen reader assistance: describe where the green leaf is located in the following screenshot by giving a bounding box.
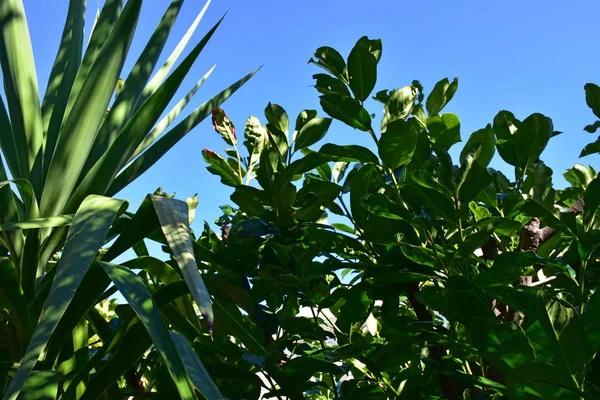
[426,113,461,150]
[40,0,141,219]
[309,46,348,82]
[381,86,417,133]
[312,73,351,97]
[580,137,600,157]
[203,149,241,187]
[320,94,372,131]
[460,125,496,167]
[86,0,188,169]
[244,115,268,168]
[265,103,289,138]
[426,77,458,116]
[283,357,344,382]
[294,109,318,132]
[585,83,600,119]
[584,175,600,227]
[512,113,553,173]
[170,331,224,399]
[40,0,85,180]
[108,68,259,195]
[152,195,214,329]
[319,143,379,164]
[0,0,44,188]
[584,120,600,133]
[0,258,33,351]
[70,18,225,211]
[467,317,535,374]
[136,0,211,108]
[493,110,520,141]
[294,117,332,152]
[99,262,196,400]
[4,195,126,400]
[457,162,493,204]
[506,361,582,400]
[347,37,379,102]
[521,200,575,237]
[16,371,58,400]
[476,251,540,287]
[475,217,523,237]
[130,66,215,162]
[378,119,418,169]
[361,193,412,221]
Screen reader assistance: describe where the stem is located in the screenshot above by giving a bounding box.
[232,143,244,184]
[311,308,339,399]
[580,260,588,314]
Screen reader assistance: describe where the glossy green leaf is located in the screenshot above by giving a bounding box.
[203,149,242,187]
[584,175,600,226]
[460,125,495,167]
[294,117,332,152]
[347,37,378,102]
[320,94,372,131]
[506,361,582,400]
[319,143,379,164]
[512,113,553,173]
[426,77,458,116]
[378,119,418,169]
[309,46,348,82]
[312,73,351,97]
[381,86,416,133]
[427,113,461,150]
[585,83,600,119]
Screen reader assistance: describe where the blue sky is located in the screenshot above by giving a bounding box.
[25,0,600,233]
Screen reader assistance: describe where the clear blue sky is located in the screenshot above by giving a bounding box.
[25,0,600,233]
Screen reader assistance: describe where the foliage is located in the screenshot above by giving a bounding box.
[0,0,257,398]
[199,36,600,399]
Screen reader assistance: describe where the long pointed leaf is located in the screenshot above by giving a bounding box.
[67,17,223,211]
[61,0,122,122]
[82,0,186,177]
[0,215,73,232]
[152,195,214,329]
[40,0,140,219]
[135,0,212,111]
[0,162,24,270]
[170,331,224,400]
[98,261,196,400]
[109,68,260,195]
[0,0,43,189]
[0,96,20,178]
[130,65,215,161]
[41,0,85,181]
[3,195,126,400]
[0,258,33,356]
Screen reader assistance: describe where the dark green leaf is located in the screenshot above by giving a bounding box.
[294,117,332,152]
[426,113,461,150]
[347,37,378,102]
[381,86,416,132]
[312,74,351,97]
[320,94,372,131]
[319,143,379,164]
[378,119,418,169]
[309,46,348,82]
[203,149,241,187]
[512,113,553,173]
[460,125,495,167]
[585,83,600,119]
[426,77,458,116]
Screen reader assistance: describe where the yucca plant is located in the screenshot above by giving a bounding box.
[0,0,257,398]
